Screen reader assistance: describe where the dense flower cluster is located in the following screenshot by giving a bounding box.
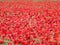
[0,2,60,45]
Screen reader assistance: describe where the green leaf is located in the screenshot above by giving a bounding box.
[0,42,8,45]
[18,43,22,45]
[4,39,11,43]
